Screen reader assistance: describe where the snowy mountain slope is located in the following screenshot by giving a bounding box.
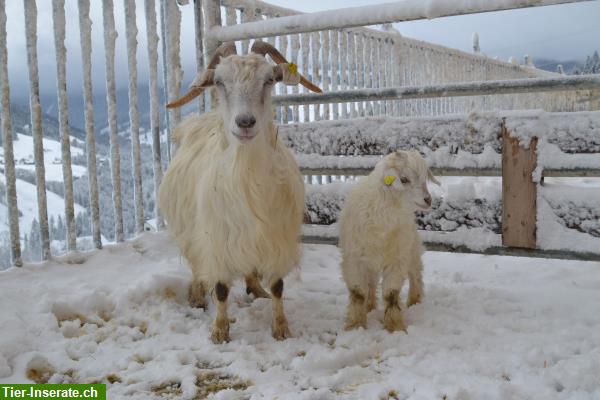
[0,133,86,182]
[0,233,599,399]
[0,174,84,236]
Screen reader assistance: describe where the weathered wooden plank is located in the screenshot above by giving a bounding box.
[502,123,537,249]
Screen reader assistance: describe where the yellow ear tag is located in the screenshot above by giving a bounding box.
[384,175,396,186]
[288,63,298,75]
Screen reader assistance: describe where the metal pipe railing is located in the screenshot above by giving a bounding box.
[209,0,594,42]
[273,75,600,106]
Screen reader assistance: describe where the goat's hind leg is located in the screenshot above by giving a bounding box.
[407,253,424,307]
[189,278,207,309]
[211,281,231,344]
[270,278,291,340]
[245,272,271,300]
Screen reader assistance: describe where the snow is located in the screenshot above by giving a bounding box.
[0,133,86,181]
[0,173,84,237]
[1,232,599,399]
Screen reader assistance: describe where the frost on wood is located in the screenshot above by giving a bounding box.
[281,111,600,171]
[102,0,124,242]
[305,178,600,254]
[77,0,102,249]
[52,0,77,251]
[124,0,144,235]
[144,0,164,230]
[24,0,50,260]
[0,0,22,266]
[164,0,183,137]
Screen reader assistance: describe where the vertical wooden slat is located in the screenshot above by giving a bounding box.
[291,34,300,122]
[311,31,321,121]
[159,0,171,158]
[51,0,76,251]
[203,0,221,108]
[348,32,357,118]
[102,0,124,242]
[193,0,205,113]
[356,33,365,116]
[364,36,373,116]
[124,0,144,235]
[373,38,381,116]
[163,0,182,141]
[0,0,22,266]
[301,33,310,122]
[77,0,102,249]
[23,0,50,259]
[240,5,255,54]
[339,30,348,118]
[144,0,164,230]
[280,34,289,123]
[502,122,537,249]
[321,30,330,120]
[331,31,339,119]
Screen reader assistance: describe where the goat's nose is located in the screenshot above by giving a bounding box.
[235,114,256,128]
[424,195,432,207]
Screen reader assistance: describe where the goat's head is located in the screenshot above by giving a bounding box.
[167,41,321,143]
[376,150,440,210]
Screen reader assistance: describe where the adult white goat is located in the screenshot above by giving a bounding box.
[339,150,439,332]
[159,41,321,343]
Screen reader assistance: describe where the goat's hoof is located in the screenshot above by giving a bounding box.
[383,306,407,333]
[188,283,207,309]
[271,322,291,341]
[211,319,230,344]
[366,301,377,313]
[406,295,422,307]
[344,319,367,331]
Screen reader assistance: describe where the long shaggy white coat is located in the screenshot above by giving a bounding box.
[339,151,437,332]
[159,111,304,288]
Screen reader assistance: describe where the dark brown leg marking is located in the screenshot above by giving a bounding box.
[271,279,283,299]
[350,288,365,303]
[384,289,399,308]
[215,282,229,302]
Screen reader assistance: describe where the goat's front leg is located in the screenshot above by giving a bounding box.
[211,282,231,344]
[382,267,407,333]
[245,272,271,299]
[366,271,378,312]
[270,278,291,340]
[342,260,368,330]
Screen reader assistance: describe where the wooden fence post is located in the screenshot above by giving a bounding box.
[501,119,538,249]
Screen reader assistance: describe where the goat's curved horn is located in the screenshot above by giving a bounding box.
[166,42,237,109]
[251,40,322,93]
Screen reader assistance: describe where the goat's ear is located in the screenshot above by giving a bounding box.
[166,70,215,109]
[273,64,300,85]
[427,168,441,186]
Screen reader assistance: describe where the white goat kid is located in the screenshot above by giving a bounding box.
[159,41,321,343]
[339,150,440,332]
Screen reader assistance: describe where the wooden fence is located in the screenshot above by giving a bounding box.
[0,0,598,267]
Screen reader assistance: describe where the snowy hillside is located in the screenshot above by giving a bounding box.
[0,233,599,399]
[0,133,86,182]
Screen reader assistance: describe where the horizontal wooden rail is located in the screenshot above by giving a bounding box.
[299,167,600,177]
[301,235,600,262]
[210,0,594,41]
[273,75,600,106]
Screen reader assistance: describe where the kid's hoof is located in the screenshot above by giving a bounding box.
[406,294,422,307]
[383,306,407,333]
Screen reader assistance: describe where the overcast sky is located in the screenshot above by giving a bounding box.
[4,0,599,102]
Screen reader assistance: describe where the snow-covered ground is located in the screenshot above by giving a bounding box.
[1,233,599,399]
[0,133,86,182]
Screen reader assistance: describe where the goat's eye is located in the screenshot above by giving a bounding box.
[400,177,410,184]
[215,80,224,87]
[265,78,275,86]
